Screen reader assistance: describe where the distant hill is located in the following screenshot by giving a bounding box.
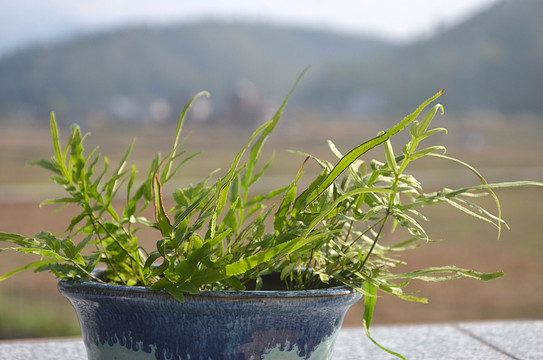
[1,0,542,126]
[301,0,543,116]
[0,22,391,125]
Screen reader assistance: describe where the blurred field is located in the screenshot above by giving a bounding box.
[1,111,542,338]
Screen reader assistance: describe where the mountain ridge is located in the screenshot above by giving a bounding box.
[1,0,542,126]
[0,22,392,125]
[301,0,543,115]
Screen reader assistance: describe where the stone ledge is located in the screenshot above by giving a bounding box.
[0,320,540,359]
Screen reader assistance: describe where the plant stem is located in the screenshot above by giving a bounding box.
[346,217,386,250]
[358,207,391,270]
[89,215,123,284]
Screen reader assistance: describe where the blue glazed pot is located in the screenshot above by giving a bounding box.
[58,275,361,360]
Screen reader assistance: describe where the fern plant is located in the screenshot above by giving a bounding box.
[1,71,541,358]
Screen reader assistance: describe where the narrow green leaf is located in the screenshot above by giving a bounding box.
[163,91,209,182]
[380,266,505,282]
[153,174,172,237]
[150,277,173,290]
[362,281,407,359]
[0,258,60,282]
[416,104,444,136]
[40,197,80,205]
[273,156,309,231]
[224,276,245,290]
[273,185,297,232]
[295,89,444,210]
[246,185,289,206]
[248,150,276,187]
[301,187,394,239]
[29,159,62,175]
[384,140,398,175]
[173,189,213,228]
[110,139,134,190]
[427,152,503,237]
[74,234,94,254]
[442,198,503,229]
[0,232,43,248]
[363,281,377,329]
[409,146,446,161]
[49,113,64,174]
[243,66,310,188]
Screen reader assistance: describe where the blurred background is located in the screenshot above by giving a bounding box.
[1,0,542,339]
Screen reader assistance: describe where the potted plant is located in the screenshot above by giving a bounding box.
[1,71,541,360]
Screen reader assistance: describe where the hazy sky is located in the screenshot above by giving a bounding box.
[0,0,501,56]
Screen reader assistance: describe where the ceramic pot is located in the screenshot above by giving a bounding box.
[58,275,361,360]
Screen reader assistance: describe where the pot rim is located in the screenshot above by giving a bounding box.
[58,271,360,300]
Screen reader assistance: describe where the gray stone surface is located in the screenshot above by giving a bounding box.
[0,321,540,359]
[0,338,86,360]
[335,324,515,360]
[457,320,543,360]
